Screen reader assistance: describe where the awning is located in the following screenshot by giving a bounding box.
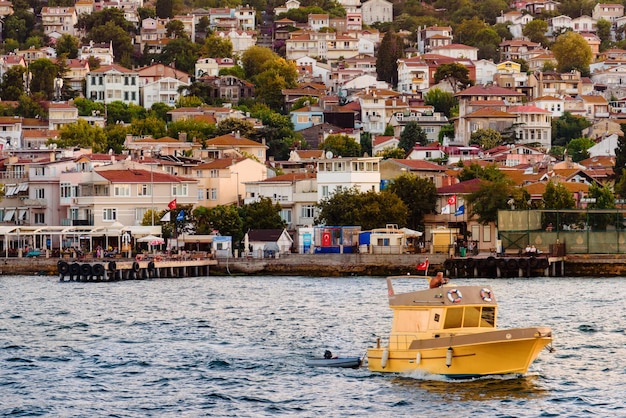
[17,183,28,192]
[5,186,16,197]
[3,209,15,221]
[18,210,27,220]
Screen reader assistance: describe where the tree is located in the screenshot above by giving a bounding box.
[194,205,244,246]
[241,46,277,79]
[457,163,506,182]
[253,58,299,110]
[469,128,502,150]
[87,21,134,65]
[78,8,135,34]
[291,96,318,110]
[167,119,215,143]
[28,58,61,100]
[51,119,108,151]
[552,112,593,147]
[552,31,593,76]
[0,66,26,100]
[387,173,437,230]
[103,123,129,154]
[398,121,427,151]
[465,178,514,224]
[614,130,626,193]
[522,19,549,47]
[316,188,408,230]
[376,146,406,159]
[567,137,595,162]
[473,27,502,61]
[383,124,394,136]
[166,19,187,39]
[587,183,616,230]
[105,101,146,125]
[376,29,403,86]
[321,134,361,157]
[542,181,576,209]
[156,0,173,18]
[434,63,473,93]
[129,115,167,138]
[597,19,613,52]
[215,118,257,139]
[239,197,285,232]
[54,34,79,58]
[201,34,233,58]
[424,88,457,118]
[161,37,200,74]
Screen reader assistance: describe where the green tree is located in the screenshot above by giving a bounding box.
[376,146,406,159]
[28,58,61,99]
[87,21,134,65]
[166,19,187,39]
[434,63,473,93]
[387,173,437,230]
[73,97,105,116]
[194,205,244,246]
[161,37,200,74]
[542,181,576,209]
[253,59,299,110]
[597,19,613,52]
[215,118,257,139]
[291,96,318,110]
[360,132,372,157]
[587,183,616,230]
[51,119,108,151]
[316,188,408,230]
[321,134,361,157]
[156,0,173,18]
[552,112,593,147]
[201,34,233,58]
[0,66,26,100]
[465,178,514,224]
[552,31,593,75]
[473,26,502,61]
[424,88,457,118]
[567,137,595,162]
[148,102,173,122]
[469,128,502,150]
[399,121,428,151]
[239,197,285,232]
[167,119,215,143]
[129,115,167,138]
[106,101,146,125]
[104,123,129,154]
[78,8,135,33]
[457,163,506,182]
[376,29,403,86]
[383,124,395,136]
[54,34,79,58]
[241,46,276,79]
[614,130,626,193]
[522,19,549,47]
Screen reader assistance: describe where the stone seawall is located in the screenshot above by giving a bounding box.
[4,253,626,277]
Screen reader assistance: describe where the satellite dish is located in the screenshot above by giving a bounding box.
[325,151,333,159]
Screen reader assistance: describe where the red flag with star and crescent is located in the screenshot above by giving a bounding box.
[448,195,457,206]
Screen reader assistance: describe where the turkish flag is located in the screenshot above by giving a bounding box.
[168,199,177,210]
[417,258,429,271]
[448,195,457,206]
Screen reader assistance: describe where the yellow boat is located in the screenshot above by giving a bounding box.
[367,276,553,378]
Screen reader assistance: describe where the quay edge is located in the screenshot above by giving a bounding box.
[5,254,626,277]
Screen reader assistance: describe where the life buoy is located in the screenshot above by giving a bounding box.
[132,261,140,272]
[58,261,70,275]
[447,289,462,303]
[480,288,493,302]
[443,259,455,270]
[93,263,105,276]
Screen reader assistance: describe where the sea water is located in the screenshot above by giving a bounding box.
[0,275,624,417]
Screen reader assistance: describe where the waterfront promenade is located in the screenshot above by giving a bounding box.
[4,253,626,277]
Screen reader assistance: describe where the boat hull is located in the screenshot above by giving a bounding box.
[367,327,552,377]
[305,357,362,368]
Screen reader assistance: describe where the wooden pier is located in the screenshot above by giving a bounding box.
[443,255,566,278]
[57,258,218,282]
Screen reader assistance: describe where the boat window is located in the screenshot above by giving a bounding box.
[443,308,463,329]
[481,307,495,327]
[463,306,481,327]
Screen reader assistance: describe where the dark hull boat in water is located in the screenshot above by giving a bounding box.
[305,357,362,368]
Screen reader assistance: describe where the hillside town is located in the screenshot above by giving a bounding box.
[0,0,625,257]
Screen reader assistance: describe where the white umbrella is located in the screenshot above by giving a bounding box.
[137,234,164,244]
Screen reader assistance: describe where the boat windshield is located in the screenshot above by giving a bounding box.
[443,306,496,329]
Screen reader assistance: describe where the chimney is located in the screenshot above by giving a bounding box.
[235,130,240,138]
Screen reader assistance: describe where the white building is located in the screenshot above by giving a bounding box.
[361,0,393,25]
[316,156,381,202]
[86,64,140,105]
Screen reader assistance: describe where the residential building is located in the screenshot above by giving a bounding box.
[78,41,114,66]
[86,64,140,105]
[380,158,449,187]
[361,0,393,25]
[316,156,381,202]
[41,7,78,37]
[195,57,220,78]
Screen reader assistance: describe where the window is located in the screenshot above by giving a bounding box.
[210,169,219,178]
[114,184,131,197]
[322,186,329,197]
[198,188,204,200]
[138,184,152,196]
[280,209,292,224]
[172,183,188,196]
[135,208,147,221]
[209,188,217,200]
[34,213,45,224]
[35,167,45,176]
[35,188,45,199]
[483,225,491,242]
[103,208,117,221]
[301,205,315,218]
